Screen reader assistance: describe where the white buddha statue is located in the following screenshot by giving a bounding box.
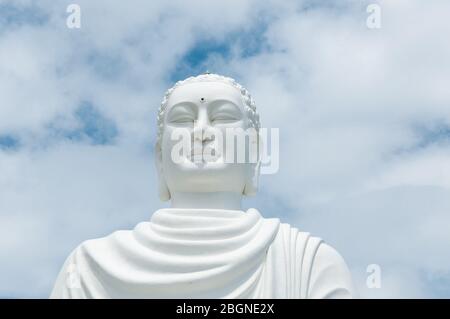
[50,73,355,299]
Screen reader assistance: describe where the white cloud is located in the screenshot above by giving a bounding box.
[0,143,159,297]
[0,0,449,297]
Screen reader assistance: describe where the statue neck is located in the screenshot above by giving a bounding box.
[170,192,243,210]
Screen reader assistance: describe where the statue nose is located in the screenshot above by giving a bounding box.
[193,127,214,144]
[193,118,212,143]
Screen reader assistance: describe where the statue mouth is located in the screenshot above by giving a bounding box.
[189,143,221,163]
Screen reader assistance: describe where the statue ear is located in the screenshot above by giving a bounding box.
[243,161,260,196]
[155,142,171,201]
[243,130,261,196]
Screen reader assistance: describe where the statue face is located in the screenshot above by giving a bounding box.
[157,81,254,195]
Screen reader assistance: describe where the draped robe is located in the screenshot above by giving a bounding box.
[50,208,355,298]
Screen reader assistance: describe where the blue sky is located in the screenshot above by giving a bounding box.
[1,0,450,298]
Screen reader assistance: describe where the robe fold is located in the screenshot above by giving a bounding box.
[50,208,355,298]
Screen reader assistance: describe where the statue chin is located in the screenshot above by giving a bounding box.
[49,74,356,299]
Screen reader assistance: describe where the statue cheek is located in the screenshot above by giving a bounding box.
[161,128,193,165]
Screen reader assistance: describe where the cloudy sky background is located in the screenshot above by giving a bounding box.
[1,0,450,298]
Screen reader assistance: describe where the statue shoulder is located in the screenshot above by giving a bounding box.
[275,222,356,298]
[77,221,151,254]
[307,242,356,298]
[49,225,145,299]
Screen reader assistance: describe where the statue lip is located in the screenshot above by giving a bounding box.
[191,145,203,156]
[189,144,220,163]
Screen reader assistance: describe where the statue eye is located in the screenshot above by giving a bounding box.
[211,113,239,123]
[208,101,243,124]
[167,103,197,125]
[172,116,195,124]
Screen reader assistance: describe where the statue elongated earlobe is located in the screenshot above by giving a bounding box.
[243,162,260,196]
[155,142,171,201]
[243,132,262,196]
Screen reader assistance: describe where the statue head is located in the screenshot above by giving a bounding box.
[155,73,261,204]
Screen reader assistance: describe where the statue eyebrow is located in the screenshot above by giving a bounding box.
[166,102,197,119]
[207,99,242,113]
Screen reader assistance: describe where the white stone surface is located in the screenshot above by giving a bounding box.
[50,74,355,298]
[50,208,355,298]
